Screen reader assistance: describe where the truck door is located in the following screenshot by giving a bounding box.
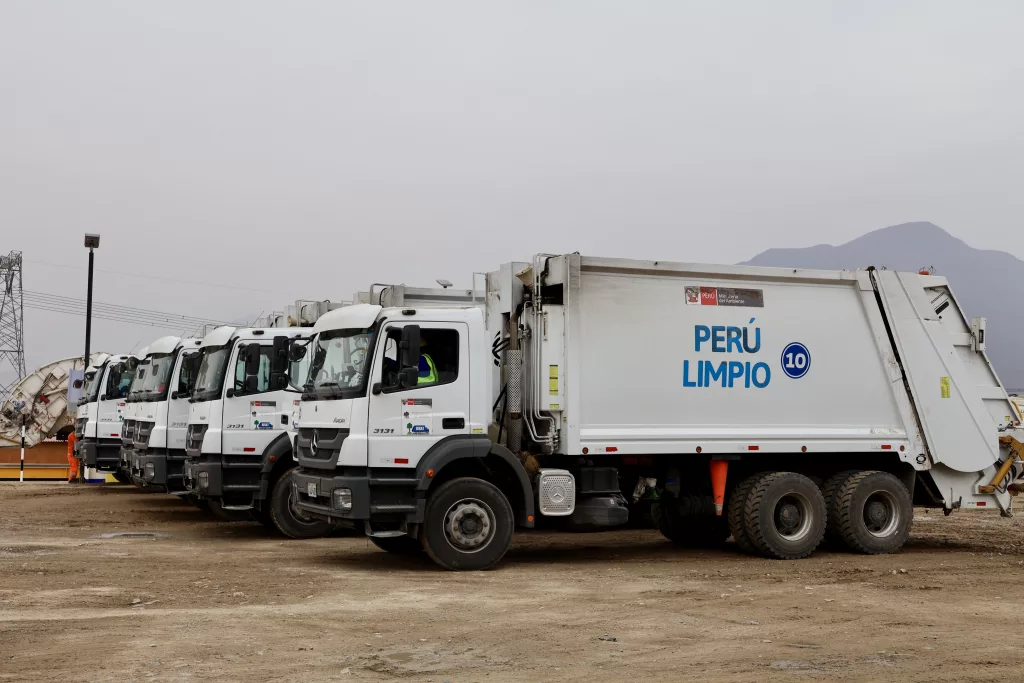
[367,322,470,468]
[98,364,128,440]
[221,343,285,456]
[166,352,197,450]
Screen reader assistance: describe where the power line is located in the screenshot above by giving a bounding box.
[25,302,232,331]
[23,290,234,327]
[26,258,282,295]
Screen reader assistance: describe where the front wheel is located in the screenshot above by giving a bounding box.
[421,477,514,571]
[185,494,210,513]
[112,471,131,484]
[269,468,335,539]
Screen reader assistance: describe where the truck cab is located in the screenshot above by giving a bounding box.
[118,346,151,480]
[75,353,137,479]
[290,303,516,566]
[183,326,325,537]
[124,337,203,491]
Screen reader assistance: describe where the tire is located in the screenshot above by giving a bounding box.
[743,472,826,560]
[185,494,210,513]
[728,472,772,554]
[208,497,253,522]
[833,471,912,554]
[822,470,860,544]
[651,494,730,547]
[112,471,130,484]
[370,535,424,555]
[269,468,335,539]
[420,477,514,571]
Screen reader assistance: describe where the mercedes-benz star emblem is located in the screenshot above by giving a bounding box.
[310,430,319,456]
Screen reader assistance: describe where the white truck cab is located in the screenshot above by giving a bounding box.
[183,326,324,536]
[75,352,140,478]
[122,336,203,491]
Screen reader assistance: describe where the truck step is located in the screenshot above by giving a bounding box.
[221,462,263,469]
[221,484,261,492]
[220,504,254,511]
[370,503,418,514]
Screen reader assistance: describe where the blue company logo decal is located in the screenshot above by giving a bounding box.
[411,425,429,434]
[781,342,811,379]
[256,421,275,430]
[683,320,771,389]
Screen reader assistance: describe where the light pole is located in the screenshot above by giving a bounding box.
[83,234,100,367]
[81,234,99,484]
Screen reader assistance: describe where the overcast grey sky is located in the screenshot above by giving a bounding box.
[2,1,1023,373]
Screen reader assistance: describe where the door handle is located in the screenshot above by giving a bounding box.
[442,418,465,430]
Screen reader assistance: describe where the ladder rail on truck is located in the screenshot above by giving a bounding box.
[290,254,1024,570]
[76,351,144,482]
[120,337,203,493]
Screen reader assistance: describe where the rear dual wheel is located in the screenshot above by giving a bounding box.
[829,470,912,554]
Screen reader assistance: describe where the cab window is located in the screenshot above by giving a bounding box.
[233,347,272,394]
[380,327,459,391]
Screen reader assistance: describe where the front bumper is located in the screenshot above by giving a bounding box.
[291,470,380,522]
[183,458,223,497]
[79,440,120,471]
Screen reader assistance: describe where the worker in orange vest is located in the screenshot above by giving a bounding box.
[66,432,78,483]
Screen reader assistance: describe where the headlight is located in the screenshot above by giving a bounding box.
[198,472,210,491]
[332,488,353,511]
[144,463,155,480]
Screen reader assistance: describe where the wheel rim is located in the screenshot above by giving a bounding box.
[443,498,495,553]
[288,488,318,524]
[773,492,814,542]
[863,490,900,538]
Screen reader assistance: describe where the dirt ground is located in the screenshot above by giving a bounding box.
[0,484,1022,682]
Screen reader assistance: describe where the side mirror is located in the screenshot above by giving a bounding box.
[243,344,262,376]
[100,394,107,401]
[289,342,307,363]
[244,375,260,393]
[400,325,420,368]
[72,379,84,390]
[271,336,290,374]
[171,391,179,400]
[399,367,419,389]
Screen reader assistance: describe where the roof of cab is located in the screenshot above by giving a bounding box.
[312,304,382,333]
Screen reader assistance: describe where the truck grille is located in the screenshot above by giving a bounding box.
[134,421,153,450]
[186,424,208,453]
[121,419,136,446]
[296,428,348,461]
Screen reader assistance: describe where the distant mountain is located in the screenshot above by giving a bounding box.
[743,221,1024,389]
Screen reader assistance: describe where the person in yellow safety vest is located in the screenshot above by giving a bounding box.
[418,338,438,385]
[66,431,79,483]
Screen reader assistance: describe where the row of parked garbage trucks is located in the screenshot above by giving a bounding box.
[73,254,1024,570]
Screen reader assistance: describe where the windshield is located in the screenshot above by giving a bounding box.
[127,361,150,402]
[81,367,103,405]
[104,362,134,401]
[141,352,175,401]
[305,328,374,399]
[193,345,231,402]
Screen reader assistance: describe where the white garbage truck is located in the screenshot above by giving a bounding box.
[182,326,323,534]
[291,254,1024,570]
[120,336,203,492]
[75,351,145,481]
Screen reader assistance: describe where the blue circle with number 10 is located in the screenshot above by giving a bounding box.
[781,342,811,379]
